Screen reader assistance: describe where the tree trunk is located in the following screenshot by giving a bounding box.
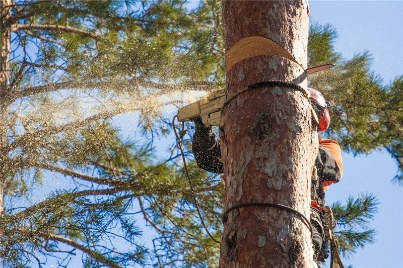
[220,1,316,267]
[0,0,12,218]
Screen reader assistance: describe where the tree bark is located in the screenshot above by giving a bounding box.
[220,1,316,267]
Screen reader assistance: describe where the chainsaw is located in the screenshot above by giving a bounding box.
[176,64,334,126]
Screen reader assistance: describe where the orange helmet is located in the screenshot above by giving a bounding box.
[308,87,330,132]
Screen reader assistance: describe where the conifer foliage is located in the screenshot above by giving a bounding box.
[1,0,223,267]
[308,23,403,183]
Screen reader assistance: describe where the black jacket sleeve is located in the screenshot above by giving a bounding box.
[191,124,223,174]
[316,146,342,183]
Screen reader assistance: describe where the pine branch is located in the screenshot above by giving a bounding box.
[332,193,379,257]
[9,61,28,91]
[15,228,122,268]
[137,196,164,234]
[7,188,124,222]
[23,30,61,44]
[34,161,146,191]
[33,161,125,187]
[3,0,52,9]
[11,23,98,39]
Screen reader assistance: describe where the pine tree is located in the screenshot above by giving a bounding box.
[0,0,223,267]
[308,23,403,183]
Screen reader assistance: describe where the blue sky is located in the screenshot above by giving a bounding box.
[309,1,403,267]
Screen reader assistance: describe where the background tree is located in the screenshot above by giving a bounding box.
[308,23,403,183]
[0,0,398,267]
[0,0,223,267]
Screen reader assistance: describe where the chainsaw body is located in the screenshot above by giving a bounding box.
[177,90,225,126]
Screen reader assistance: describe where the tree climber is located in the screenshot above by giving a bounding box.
[190,87,343,266]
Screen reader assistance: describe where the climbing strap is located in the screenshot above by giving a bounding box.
[330,239,344,268]
[322,206,344,268]
[220,80,320,130]
[222,202,312,234]
[225,36,305,71]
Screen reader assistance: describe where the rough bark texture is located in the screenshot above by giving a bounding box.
[220,1,316,267]
[0,0,12,218]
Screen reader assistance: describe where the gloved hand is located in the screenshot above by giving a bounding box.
[190,116,207,129]
[190,116,203,125]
